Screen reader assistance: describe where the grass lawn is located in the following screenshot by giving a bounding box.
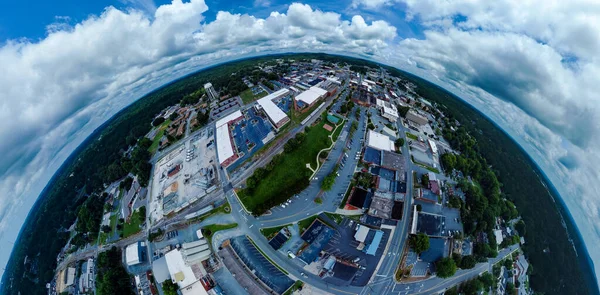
[189,200,231,223]
[338,179,356,209]
[240,88,267,104]
[148,119,171,154]
[247,236,289,275]
[260,225,288,240]
[416,163,440,174]
[283,281,304,295]
[405,132,418,140]
[202,223,238,245]
[123,210,143,238]
[239,115,333,212]
[298,215,318,233]
[324,212,360,224]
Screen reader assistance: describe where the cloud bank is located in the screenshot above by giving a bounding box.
[0,0,397,276]
[1,0,599,285]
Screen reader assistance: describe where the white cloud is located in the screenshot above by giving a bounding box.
[389,0,600,283]
[0,0,397,277]
[351,0,401,10]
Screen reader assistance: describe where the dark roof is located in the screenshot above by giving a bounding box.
[348,187,370,209]
[381,151,406,174]
[332,262,360,281]
[391,201,404,220]
[268,231,289,250]
[363,147,381,164]
[301,219,330,243]
[420,237,449,263]
[417,212,445,237]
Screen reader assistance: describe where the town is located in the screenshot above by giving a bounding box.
[50,58,533,295]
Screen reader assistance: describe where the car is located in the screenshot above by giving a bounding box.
[281,204,286,208]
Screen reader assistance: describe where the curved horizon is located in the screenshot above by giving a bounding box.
[1,0,599,292]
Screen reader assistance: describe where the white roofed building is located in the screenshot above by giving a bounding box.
[376,99,399,123]
[367,130,395,152]
[215,110,243,167]
[354,225,370,243]
[165,249,198,289]
[125,241,144,266]
[256,88,290,130]
[294,86,328,110]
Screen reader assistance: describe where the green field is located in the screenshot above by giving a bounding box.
[148,119,171,154]
[123,209,143,238]
[239,115,334,212]
[240,88,267,104]
[406,132,418,140]
[202,223,238,244]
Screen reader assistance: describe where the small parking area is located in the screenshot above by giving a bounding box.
[229,236,295,294]
[415,200,463,236]
[323,218,390,286]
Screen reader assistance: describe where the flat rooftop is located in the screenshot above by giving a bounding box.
[367,130,394,152]
[257,88,289,126]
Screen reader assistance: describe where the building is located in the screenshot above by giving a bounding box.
[256,88,291,130]
[78,258,94,293]
[204,82,218,101]
[376,99,399,122]
[354,225,370,243]
[164,249,207,294]
[215,110,243,167]
[406,110,428,126]
[367,130,395,152]
[494,229,504,245]
[294,86,328,110]
[126,241,145,266]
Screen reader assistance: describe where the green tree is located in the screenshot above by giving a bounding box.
[479,272,495,289]
[410,233,430,254]
[462,278,484,295]
[101,225,111,233]
[321,172,337,191]
[460,255,476,269]
[436,257,457,278]
[395,138,405,147]
[162,280,179,295]
[152,117,165,127]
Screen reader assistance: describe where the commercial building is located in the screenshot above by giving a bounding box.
[406,110,429,126]
[294,86,328,110]
[215,110,243,167]
[376,99,399,123]
[126,241,145,266]
[367,130,395,152]
[256,88,290,130]
[78,258,94,293]
[204,82,218,101]
[164,249,207,294]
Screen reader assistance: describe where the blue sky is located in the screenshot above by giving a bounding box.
[0,0,424,42]
[0,0,599,288]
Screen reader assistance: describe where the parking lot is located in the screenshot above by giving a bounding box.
[229,236,295,294]
[227,107,274,172]
[415,199,463,236]
[323,218,390,286]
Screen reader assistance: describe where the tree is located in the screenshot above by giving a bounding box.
[169,112,179,121]
[416,204,422,211]
[137,206,146,224]
[515,220,526,236]
[504,259,514,271]
[479,272,495,290]
[162,280,179,295]
[421,173,429,187]
[435,257,457,278]
[460,255,476,269]
[462,278,484,295]
[410,233,430,254]
[101,225,111,233]
[395,138,405,147]
[321,172,337,191]
[152,117,165,127]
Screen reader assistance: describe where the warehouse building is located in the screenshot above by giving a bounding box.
[256,88,290,130]
[406,110,429,126]
[376,99,399,123]
[367,130,395,152]
[294,86,328,110]
[215,110,243,167]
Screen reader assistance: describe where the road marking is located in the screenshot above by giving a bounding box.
[249,225,253,229]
